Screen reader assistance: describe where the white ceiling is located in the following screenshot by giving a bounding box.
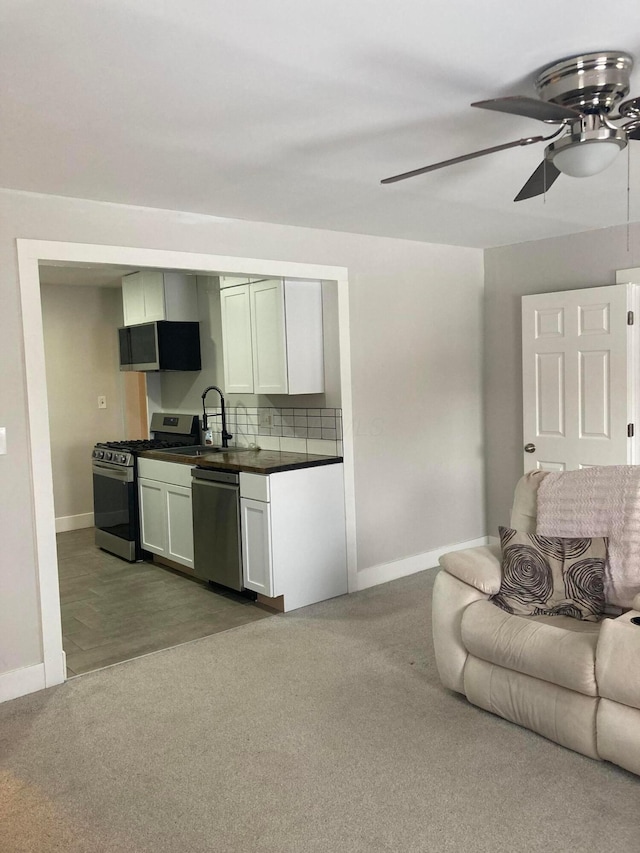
[3,1,640,249]
[38,263,136,287]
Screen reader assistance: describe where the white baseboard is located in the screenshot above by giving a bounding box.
[0,663,46,703]
[55,512,94,533]
[356,536,490,591]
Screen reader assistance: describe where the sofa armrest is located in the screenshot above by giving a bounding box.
[439,544,502,596]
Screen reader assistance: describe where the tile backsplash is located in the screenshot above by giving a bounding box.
[203,406,343,456]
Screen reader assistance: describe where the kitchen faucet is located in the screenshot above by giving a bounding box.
[201,385,233,448]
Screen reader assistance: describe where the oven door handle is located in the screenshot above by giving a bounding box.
[92,462,134,483]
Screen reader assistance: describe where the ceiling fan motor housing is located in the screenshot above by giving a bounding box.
[535,51,633,114]
[545,118,627,176]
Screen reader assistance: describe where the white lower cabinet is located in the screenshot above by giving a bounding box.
[240,498,274,597]
[165,484,194,567]
[239,464,347,611]
[139,478,165,553]
[138,459,195,569]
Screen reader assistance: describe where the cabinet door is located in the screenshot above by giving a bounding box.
[165,483,194,568]
[220,275,250,288]
[220,284,255,393]
[250,279,288,394]
[240,498,274,596]
[122,272,146,326]
[139,477,166,555]
[283,279,325,394]
[141,271,166,323]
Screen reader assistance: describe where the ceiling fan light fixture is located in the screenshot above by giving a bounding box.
[550,139,624,177]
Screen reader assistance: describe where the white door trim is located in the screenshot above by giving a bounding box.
[617,268,640,462]
[17,238,356,694]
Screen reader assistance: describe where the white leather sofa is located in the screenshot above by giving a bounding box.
[432,473,640,775]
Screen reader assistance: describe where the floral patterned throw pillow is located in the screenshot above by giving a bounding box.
[492,527,607,622]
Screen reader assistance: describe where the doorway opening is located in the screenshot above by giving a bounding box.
[20,241,354,691]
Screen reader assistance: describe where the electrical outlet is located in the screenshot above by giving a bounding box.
[258,411,272,428]
[98,396,107,409]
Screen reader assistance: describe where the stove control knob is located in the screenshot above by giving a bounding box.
[94,449,104,459]
[118,454,127,463]
[104,451,113,461]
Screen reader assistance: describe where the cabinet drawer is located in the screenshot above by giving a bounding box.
[239,472,270,502]
[137,458,194,488]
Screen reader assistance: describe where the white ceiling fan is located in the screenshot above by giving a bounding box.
[381,51,640,201]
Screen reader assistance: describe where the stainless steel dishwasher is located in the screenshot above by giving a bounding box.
[191,468,243,591]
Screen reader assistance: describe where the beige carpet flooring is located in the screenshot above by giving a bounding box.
[1,569,639,853]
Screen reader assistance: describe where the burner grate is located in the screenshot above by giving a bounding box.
[98,439,195,453]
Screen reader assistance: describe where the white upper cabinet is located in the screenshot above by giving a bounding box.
[122,271,198,326]
[220,284,255,394]
[250,279,288,394]
[219,278,324,395]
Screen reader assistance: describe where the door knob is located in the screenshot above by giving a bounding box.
[524,443,536,453]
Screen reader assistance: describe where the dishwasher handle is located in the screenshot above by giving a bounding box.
[191,468,239,486]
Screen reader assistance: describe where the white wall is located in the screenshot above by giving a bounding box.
[40,283,125,529]
[484,222,640,533]
[0,188,484,678]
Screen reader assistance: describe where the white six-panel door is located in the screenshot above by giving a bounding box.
[522,284,635,473]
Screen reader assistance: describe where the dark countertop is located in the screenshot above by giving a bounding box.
[139,447,343,475]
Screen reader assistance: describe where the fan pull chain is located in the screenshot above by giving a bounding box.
[627,142,631,253]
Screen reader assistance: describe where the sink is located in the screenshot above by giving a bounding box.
[158,445,251,456]
[159,445,224,456]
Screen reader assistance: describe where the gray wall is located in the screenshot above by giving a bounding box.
[484,222,640,534]
[0,188,484,677]
[41,283,124,524]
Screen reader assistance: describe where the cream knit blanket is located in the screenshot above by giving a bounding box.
[536,465,640,609]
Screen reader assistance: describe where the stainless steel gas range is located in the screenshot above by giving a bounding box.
[92,413,199,561]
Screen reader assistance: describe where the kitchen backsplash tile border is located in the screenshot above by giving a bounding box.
[203,406,343,456]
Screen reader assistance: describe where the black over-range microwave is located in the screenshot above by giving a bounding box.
[118,321,201,372]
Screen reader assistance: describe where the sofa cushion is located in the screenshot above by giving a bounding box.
[596,610,640,708]
[464,656,600,760]
[510,470,548,534]
[439,544,501,595]
[432,570,489,695]
[597,699,640,776]
[492,527,607,621]
[461,599,600,696]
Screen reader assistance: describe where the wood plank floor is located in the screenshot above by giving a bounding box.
[57,528,272,676]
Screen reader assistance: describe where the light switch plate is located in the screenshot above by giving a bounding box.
[0,427,6,455]
[98,396,107,409]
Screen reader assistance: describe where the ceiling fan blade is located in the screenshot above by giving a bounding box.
[514,160,561,202]
[626,123,640,141]
[380,135,545,184]
[472,96,581,123]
